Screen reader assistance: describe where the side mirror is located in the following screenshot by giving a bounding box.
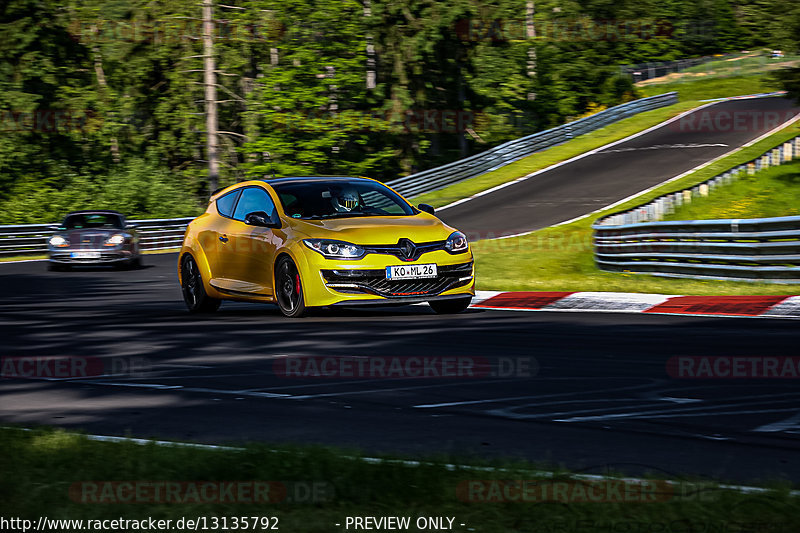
[244,211,281,228]
[418,203,435,215]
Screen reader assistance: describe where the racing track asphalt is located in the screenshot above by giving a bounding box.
[1,254,799,485]
[439,96,800,238]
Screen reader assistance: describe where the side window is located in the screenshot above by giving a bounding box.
[216,190,241,218]
[232,187,277,221]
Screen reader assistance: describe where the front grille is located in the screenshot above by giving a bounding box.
[322,262,472,298]
[363,239,446,261]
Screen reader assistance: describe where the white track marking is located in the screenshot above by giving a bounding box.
[548,397,800,423]
[598,143,727,154]
[0,258,47,264]
[762,296,800,317]
[413,380,657,408]
[490,391,800,421]
[29,378,292,398]
[437,100,723,212]
[543,292,670,311]
[753,411,800,433]
[287,378,522,400]
[4,426,795,496]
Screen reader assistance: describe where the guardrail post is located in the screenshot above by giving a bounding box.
[794,137,800,159]
[683,190,692,204]
[699,184,709,197]
[747,162,755,175]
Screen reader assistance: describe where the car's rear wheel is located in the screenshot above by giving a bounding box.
[181,254,220,313]
[429,296,472,314]
[275,256,306,318]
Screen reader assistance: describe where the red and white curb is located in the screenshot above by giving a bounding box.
[470,291,800,319]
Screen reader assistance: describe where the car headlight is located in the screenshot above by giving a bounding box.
[49,235,68,247]
[303,239,365,260]
[444,231,469,254]
[105,234,125,246]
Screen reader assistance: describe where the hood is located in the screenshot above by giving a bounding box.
[287,213,455,245]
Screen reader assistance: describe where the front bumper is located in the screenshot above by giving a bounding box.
[49,248,135,264]
[299,249,475,307]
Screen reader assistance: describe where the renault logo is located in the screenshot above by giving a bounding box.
[398,238,416,261]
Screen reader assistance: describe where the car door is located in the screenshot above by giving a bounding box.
[226,186,281,295]
[201,188,242,282]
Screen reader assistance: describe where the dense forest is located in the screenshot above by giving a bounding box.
[1,0,799,222]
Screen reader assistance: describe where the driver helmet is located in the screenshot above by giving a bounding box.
[332,186,360,212]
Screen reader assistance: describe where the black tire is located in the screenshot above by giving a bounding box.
[181,254,221,313]
[275,256,306,318]
[429,296,472,314]
[130,256,143,269]
[48,262,68,272]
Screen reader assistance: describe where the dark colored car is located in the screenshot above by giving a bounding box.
[47,210,141,271]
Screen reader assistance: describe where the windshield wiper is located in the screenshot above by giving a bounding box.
[304,212,376,220]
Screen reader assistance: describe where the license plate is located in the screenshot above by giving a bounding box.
[386,263,437,280]
[71,251,100,259]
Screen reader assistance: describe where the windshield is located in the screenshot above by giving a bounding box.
[271,180,416,220]
[62,213,124,230]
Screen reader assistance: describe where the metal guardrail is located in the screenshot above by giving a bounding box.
[386,92,678,198]
[0,92,679,258]
[620,54,737,83]
[593,134,800,282]
[0,217,194,258]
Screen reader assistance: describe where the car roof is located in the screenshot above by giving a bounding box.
[64,210,125,217]
[261,176,372,186]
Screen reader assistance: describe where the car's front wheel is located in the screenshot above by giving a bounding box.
[429,296,472,314]
[181,254,220,313]
[275,256,306,318]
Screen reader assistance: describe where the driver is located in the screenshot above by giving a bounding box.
[331,186,361,213]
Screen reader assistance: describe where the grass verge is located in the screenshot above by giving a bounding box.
[637,73,782,102]
[662,159,800,221]
[471,122,800,295]
[2,427,797,533]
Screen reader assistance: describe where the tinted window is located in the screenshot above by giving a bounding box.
[216,190,241,218]
[271,180,414,219]
[63,213,123,230]
[232,187,277,221]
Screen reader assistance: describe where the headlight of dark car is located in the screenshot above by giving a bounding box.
[105,234,126,246]
[49,235,69,247]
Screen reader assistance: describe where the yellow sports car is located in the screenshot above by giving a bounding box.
[178,176,474,317]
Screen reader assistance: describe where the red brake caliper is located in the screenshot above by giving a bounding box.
[295,274,300,295]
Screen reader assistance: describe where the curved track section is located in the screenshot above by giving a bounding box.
[1,254,799,484]
[439,96,800,237]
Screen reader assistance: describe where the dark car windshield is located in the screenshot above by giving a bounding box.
[62,213,124,230]
[270,180,416,220]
